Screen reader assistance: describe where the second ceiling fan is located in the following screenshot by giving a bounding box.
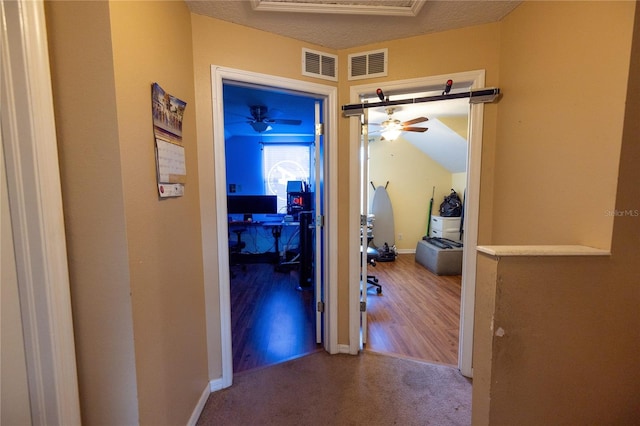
[373,107,429,141]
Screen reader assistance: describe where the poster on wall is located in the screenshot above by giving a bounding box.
[151,82,187,198]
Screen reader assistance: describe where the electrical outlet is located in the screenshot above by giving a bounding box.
[398,233,403,241]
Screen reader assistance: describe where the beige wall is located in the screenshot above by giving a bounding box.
[493,1,633,248]
[474,250,640,424]
[109,2,209,424]
[471,253,498,425]
[472,2,640,424]
[440,115,469,140]
[46,2,140,423]
[189,14,339,376]
[46,1,208,424]
[451,172,467,196]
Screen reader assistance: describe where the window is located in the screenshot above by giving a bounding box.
[263,144,311,213]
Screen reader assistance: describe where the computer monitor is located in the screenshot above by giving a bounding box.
[227,195,278,215]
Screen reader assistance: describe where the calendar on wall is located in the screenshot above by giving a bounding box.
[151,82,187,198]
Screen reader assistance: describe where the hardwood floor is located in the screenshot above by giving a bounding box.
[230,253,461,373]
[365,253,461,366]
[230,262,321,373]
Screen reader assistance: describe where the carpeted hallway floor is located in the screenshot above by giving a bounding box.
[197,351,472,425]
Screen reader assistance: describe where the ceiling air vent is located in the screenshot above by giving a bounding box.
[302,48,338,82]
[348,48,388,80]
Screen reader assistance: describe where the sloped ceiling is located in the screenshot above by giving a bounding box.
[367,97,469,173]
[185,0,521,49]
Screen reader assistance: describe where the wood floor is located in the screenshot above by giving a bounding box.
[364,253,461,366]
[230,262,321,373]
[230,253,461,373]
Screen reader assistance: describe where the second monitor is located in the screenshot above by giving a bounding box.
[227,195,278,215]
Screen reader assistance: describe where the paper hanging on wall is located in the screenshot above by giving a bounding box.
[151,82,187,197]
[155,138,186,183]
[158,183,185,198]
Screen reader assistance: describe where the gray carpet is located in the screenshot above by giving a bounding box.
[197,351,471,425]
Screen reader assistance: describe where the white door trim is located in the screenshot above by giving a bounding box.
[203,66,338,388]
[1,0,81,422]
[313,100,323,344]
[348,70,486,377]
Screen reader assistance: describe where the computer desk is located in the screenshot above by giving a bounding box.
[228,219,300,264]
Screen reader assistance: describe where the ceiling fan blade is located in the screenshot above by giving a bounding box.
[402,126,428,132]
[272,118,302,125]
[402,116,429,126]
[226,113,253,122]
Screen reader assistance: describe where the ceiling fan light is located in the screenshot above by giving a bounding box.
[251,122,272,133]
[381,128,401,141]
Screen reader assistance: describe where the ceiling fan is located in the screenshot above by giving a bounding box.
[246,105,302,133]
[373,107,429,141]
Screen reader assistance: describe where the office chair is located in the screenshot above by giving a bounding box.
[365,245,382,295]
[361,215,382,294]
[229,227,246,277]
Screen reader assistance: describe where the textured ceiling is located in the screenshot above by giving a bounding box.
[185,0,521,49]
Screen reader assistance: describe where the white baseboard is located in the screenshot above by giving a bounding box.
[396,248,416,254]
[187,384,211,426]
[209,378,225,392]
[337,344,351,354]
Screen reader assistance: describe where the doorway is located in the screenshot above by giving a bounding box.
[223,82,321,372]
[207,66,338,388]
[363,96,469,366]
[348,70,488,377]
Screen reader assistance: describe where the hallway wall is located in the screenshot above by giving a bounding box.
[491,1,633,248]
[472,2,639,424]
[190,14,338,378]
[46,1,208,424]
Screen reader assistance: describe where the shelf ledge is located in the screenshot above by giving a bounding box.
[476,245,611,257]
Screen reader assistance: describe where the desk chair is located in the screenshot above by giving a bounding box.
[365,246,382,294]
[360,215,382,294]
[229,227,246,277]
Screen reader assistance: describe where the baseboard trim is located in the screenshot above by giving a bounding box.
[396,248,416,254]
[209,378,225,392]
[187,384,211,426]
[337,344,351,354]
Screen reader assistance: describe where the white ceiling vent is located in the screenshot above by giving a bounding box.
[302,48,338,82]
[348,48,388,80]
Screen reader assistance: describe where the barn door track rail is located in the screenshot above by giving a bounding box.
[341,83,501,117]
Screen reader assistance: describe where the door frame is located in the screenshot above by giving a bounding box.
[312,100,324,342]
[204,66,339,389]
[347,70,487,377]
[1,0,81,422]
